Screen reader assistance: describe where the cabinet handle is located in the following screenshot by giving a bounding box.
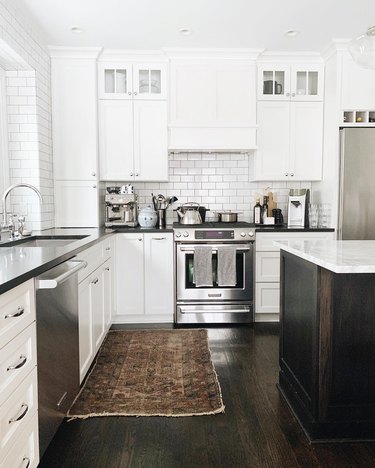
[91,171,96,177]
[152,237,166,240]
[286,93,290,97]
[22,457,30,468]
[105,247,111,251]
[4,306,24,319]
[91,278,99,285]
[7,355,27,371]
[133,92,138,95]
[9,403,28,423]
[92,184,97,189]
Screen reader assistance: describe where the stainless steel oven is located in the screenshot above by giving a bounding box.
[174,223,255,324]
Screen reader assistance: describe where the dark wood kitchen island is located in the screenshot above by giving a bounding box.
[278,239,375,442]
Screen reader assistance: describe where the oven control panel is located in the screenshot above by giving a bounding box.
[174,228,255,242]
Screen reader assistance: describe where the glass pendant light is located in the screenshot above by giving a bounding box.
[348,26,375,69]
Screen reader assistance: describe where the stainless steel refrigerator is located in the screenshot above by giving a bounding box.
[339,128,375,239]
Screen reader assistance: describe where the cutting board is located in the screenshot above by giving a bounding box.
[267,192,277,217]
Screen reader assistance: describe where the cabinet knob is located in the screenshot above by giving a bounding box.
[133,92,138,95]
[92,184,97,189]
[138,237,142,241]
[285,173,289,176]
[130,172,133,177]
[286,93,290,97]
[91,278,99,284]
[105,267,110,271]
[290,173,294,176]
[291,93,296,97]
[135,172,139,177]
[128,92,132,95]
[91,171,96,177]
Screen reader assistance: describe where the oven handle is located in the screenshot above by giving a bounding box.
[179,246,251,253]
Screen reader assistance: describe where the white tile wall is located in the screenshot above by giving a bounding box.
[108,153,312,224]
[0,0,53,230]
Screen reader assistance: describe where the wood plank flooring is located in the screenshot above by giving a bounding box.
[39,324,375,468]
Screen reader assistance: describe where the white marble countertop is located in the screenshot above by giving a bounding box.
[275,240,375,273]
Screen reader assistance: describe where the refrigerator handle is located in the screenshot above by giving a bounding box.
[338,129,345,240]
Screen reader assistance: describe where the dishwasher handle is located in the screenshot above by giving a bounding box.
[37,260,88,289]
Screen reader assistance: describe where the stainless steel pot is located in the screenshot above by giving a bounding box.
[216,211,242,223]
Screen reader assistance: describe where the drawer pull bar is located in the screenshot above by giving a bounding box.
[4,306,24,319]
[7,355,27,371]
[152,237,167,240]
[22,458,30,468]
[9,403,28,424]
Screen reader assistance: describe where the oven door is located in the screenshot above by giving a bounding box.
[176,242,253,302]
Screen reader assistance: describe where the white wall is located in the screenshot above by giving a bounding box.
[0,0,53,230]
[107,152,311,224]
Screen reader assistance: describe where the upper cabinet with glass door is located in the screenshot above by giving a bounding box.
[98,62,167,100]
[257,63,324,101]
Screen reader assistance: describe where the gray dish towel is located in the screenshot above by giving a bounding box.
[193,246,213,287]
[217,246,237,287]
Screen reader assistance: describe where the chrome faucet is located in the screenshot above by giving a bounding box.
[1,183,43,234]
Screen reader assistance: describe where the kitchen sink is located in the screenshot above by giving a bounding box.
[0,235,88,247]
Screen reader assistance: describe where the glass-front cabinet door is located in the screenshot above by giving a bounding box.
[133,64,167,100]
[98,63,133,99]
[290,64,324,101]
[257,64,290,100]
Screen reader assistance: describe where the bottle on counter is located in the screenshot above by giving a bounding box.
[254,197,262,225]
[261,196,269,224]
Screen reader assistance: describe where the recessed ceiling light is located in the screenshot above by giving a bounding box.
[179,28,192,36]
[70,27,83,34]
[285,30,299,37]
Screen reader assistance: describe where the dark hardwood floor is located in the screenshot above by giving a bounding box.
[39,324,375,468]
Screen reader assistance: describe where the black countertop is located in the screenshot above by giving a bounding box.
[0,226,173,294]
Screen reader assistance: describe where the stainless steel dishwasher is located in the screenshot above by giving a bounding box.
[36,259,87,457]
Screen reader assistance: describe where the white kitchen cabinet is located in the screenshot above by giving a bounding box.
[255,231,335,322]
[341,53,375,109]
[55,180,103,228]
[77,240,113,383]
[99,100,168,181]
[114,233,174,323]
[254,100,323,181]
[98,62,167,100]
[257,63,324,101]
[169,55,258,151]
[0,280,38,467]
[50,48,103,227]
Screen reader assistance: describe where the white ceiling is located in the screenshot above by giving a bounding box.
[12,0,375,52]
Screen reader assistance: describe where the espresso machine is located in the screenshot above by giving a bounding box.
[105,188,138,227]
[287,189,310,228]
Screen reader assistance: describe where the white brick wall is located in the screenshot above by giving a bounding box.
[107,153,311,224]
[0,0,53,230]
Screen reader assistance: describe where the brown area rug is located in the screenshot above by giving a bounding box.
[68,329,224,419]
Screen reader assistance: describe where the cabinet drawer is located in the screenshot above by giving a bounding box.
[0,411,39,468]
[0,280,35,350]
[0,369,38,464]
[255,283,280,314]
[0,325,37,406]
[76,238,111,283]
[256,251,280,282]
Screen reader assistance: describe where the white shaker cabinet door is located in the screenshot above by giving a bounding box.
[254,101,290,180]
[91,273,105,354]
[115,234,145,316]
[133,100,168,181]
[51,58,98,180]
[102,260,112,331]
[144,233,174,317]
[99,100,134,180]
[78,276,93,383]
[289,101,323,181]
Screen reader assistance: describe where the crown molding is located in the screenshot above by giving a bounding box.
[48,46,103,59]
[98,49,168,62]
[321,39,350,61]
[257,50,324,63]
[163,48,264,60]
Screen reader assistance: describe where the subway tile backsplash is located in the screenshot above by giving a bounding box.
[107,153,312,224]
